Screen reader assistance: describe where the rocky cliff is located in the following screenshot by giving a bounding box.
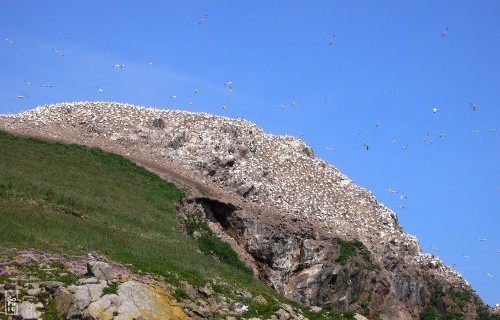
[0,101,496,319]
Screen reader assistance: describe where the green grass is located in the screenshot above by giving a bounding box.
[0,130,255,288]
[334,238,372,267]
[102,282,118,295]
[0,130,359,318]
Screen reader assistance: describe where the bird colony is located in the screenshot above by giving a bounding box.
[0,101,468,289]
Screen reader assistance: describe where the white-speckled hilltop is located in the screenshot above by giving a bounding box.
[1,101,483,319]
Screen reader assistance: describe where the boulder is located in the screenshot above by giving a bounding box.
[18,301,42,320]
[117,281,189,320]
[87,261,115,281]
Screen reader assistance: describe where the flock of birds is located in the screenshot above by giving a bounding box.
[4,17,499,289]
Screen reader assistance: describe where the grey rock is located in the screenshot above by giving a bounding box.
[14,254,38,266]
[18,301,41,320]
[43,281,64,293]
[84,293,121,320]
[78,277,98,284]
[26,288,40,296]
[85,282,108,302]
[55,285,92,319]
[86,261,115,281]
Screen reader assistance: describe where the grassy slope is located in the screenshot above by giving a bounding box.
[0,130,251,286]
[0,130,355,320]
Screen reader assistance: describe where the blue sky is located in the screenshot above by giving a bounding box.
[1,1,499,306]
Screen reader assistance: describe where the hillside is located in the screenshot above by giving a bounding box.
[0,129,354,320]
[1,101,499,319]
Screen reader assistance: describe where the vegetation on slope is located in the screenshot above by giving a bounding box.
[0,130,355,319]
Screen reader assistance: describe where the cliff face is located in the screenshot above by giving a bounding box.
[0,102,493,319]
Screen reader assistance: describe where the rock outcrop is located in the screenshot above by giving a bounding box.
[0,102,496,319]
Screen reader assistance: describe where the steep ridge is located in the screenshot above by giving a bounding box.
[0,101,495,319]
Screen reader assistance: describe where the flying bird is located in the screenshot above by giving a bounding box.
[24,80,31,86]
[388,188,398,194]
[18,91,30,99]
[329,34,335,46]
[188,100,193,106]
[376,121,381,127]
[463,255,471,259]
[433,107,438,113]
[324,99,329,103]
[402,144,409,150]
[442,27,448,37]
[199,14,207,25]
[362,142,369,150]
[439,133,447,138]
[477,237,488,242]
[52,48,64,56]
[470,102,476,111]
[97,86,104,92]
[384,89,391,95]
[292,101,298,106]
[87,73,93,78]
[42,84,52,88]
[423,132,430,143]
[484,273,494,279]
[399,205,405,210]
[148,62,153,66]
[222,105,227,109]
[281,104,286,110]
[400,195,407,200]
[194,88,199,94]
[224,81,232,86]
[323,146,335,151]
[113,64,126,69]
[432,246,440,251]
[359,127,366,135]
[171,95,177,99]
[471,129,480,133]
[228,86,232,93]
[5,38,13,44]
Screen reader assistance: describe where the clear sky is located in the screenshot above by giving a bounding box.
[1,0,499,306]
